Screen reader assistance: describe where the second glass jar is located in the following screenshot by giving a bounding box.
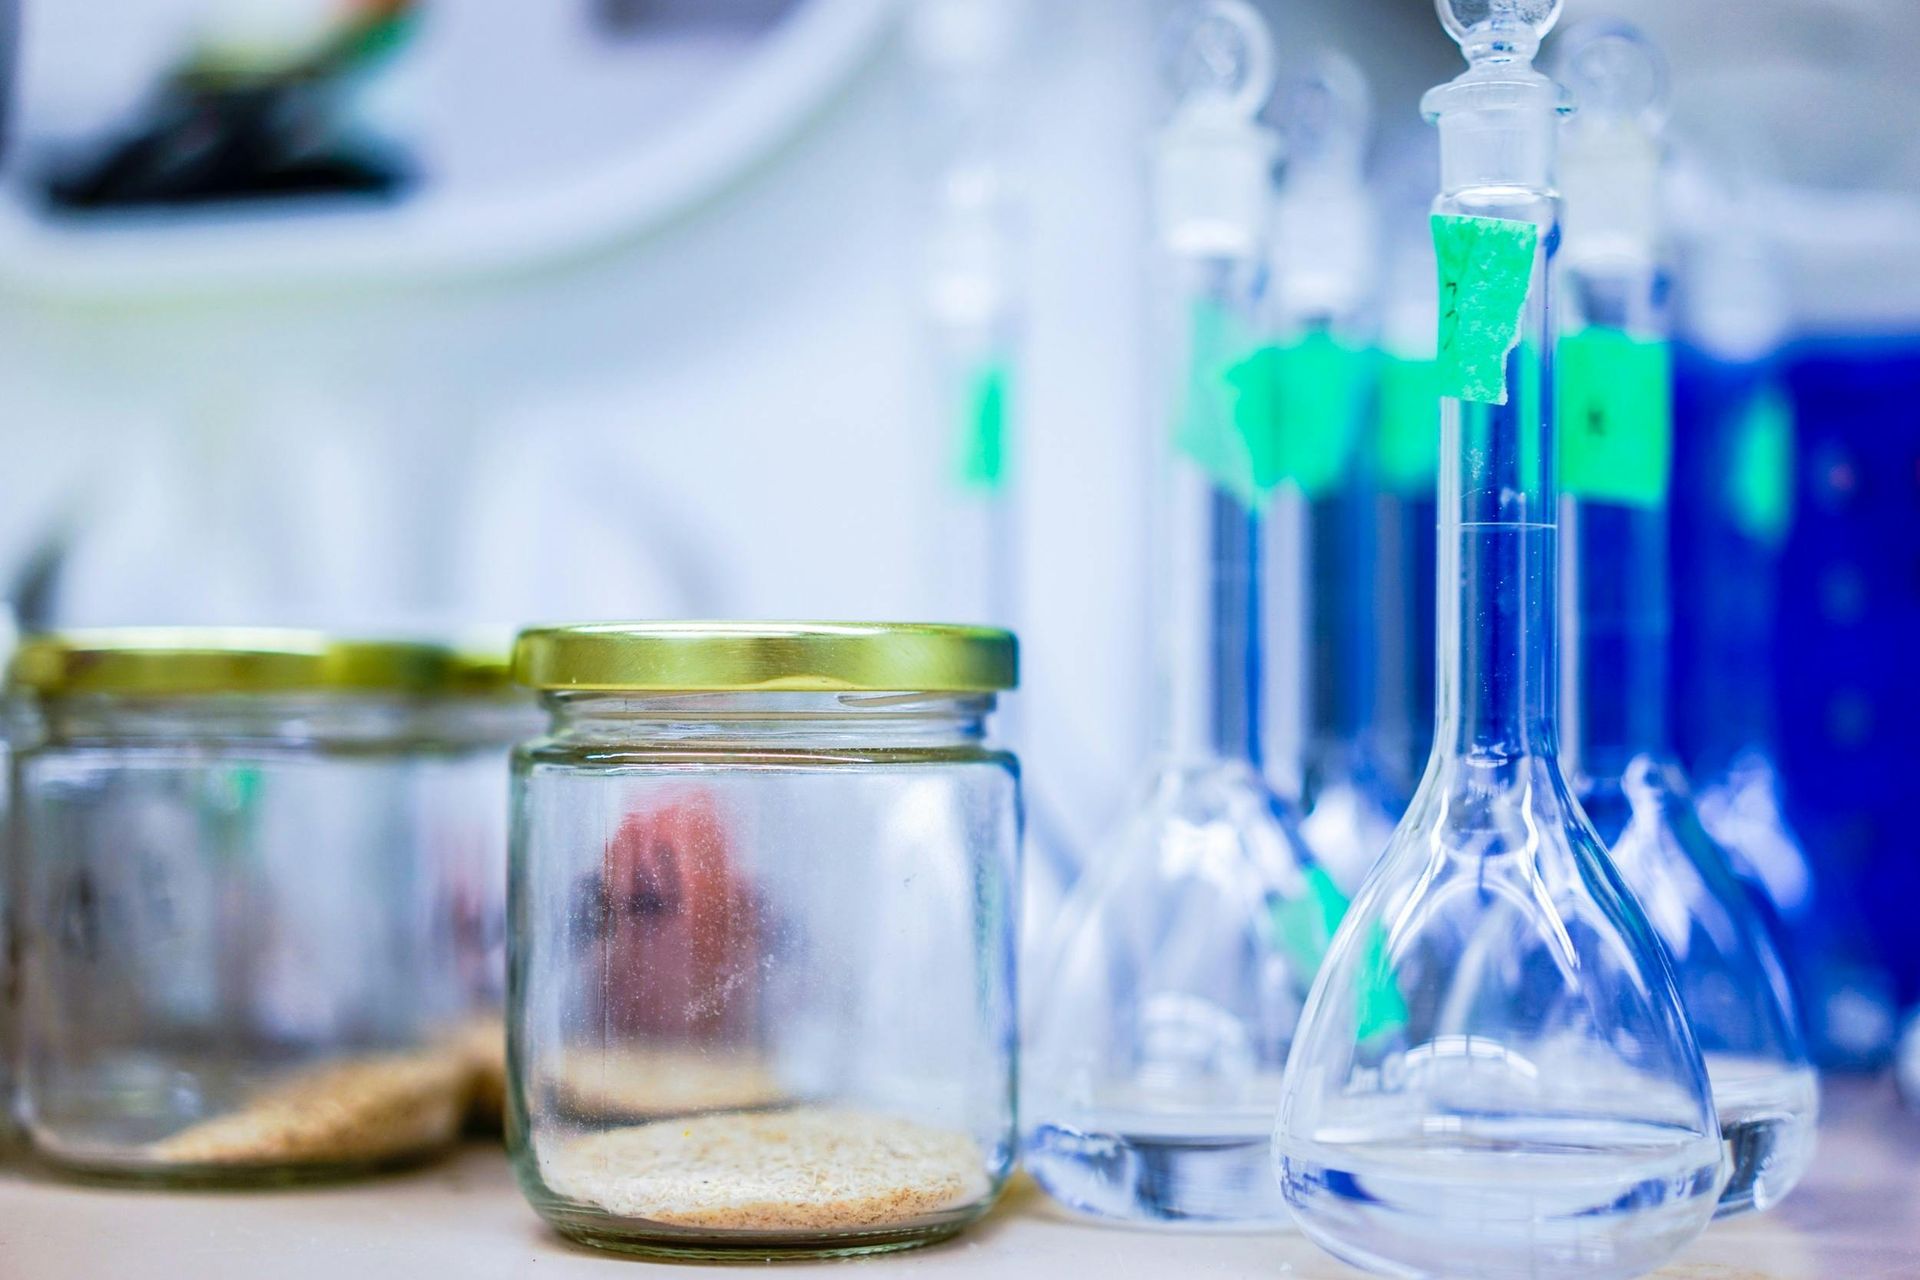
[8,629,483,1184]
[507,622,1020,1259]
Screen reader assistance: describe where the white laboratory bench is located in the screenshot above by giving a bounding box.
[2,1080,1915,1279]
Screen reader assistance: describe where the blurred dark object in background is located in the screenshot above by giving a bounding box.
[593,0,799,38]
[43,0,415,211]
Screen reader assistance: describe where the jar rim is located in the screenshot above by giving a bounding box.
[512,621,1018,694]
[8,628,471,699]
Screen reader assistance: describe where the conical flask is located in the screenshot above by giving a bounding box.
[1021,0,1334,1230]
[1273,3,1726,1277]
[1550,19,1816,1219]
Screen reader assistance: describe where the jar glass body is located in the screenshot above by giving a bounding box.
[415,692,544,1129]
[10,693,470,1184]
[508,690,1019,1259]
[1,695,34,1153]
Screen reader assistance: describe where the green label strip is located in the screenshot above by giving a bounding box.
[1272,864,1349,980]
[1374,353,1439,493]
[1726,381,1795,547]
[1270,865,1406,1044]
[1180,304,1373,502]
[1261,332,1371,497]
[1178,298,1268,507]
[1556,326,1672,507]
[957,360,1010,491]
[1432,213,1539,405]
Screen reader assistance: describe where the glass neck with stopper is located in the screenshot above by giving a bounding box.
[1423,32,1568,765]
[1432,206,1560,761]
[1158,251,1266,763]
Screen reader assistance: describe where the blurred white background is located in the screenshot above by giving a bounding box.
[0,0,1914,847]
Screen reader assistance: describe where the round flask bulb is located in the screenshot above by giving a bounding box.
[1273,764,1729,1276]
[1159,0,1276,122]
[1584,757,1821,1219]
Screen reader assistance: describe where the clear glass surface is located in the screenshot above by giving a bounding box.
[1897,1007,1920,1111]
[1562,426,1817,1220]
[1553,22,1818,1213]
[1699,752,1896,1071]
[1576,757,1817,1218]
[0,696,28,1154]
[1273,139,1724,1276]
[1674,351,1895,1072]
[413,693,543,1131]
[1299,453,1405,894]
[1023,760,1325,1228]
[11,695,469,1184]
[1022,5,1327,1227]
[507,691,1016,1259]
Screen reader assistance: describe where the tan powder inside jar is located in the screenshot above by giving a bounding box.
[145,1049,469,1167]
[454,1018,508,1131]
[544,1046,786,1120]
[539,1107,991,1231]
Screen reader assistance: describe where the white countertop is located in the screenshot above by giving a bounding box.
[3,1081,1916,1279]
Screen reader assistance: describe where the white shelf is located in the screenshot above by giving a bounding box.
[0,0,896,302]
[2,1081,1915,1278]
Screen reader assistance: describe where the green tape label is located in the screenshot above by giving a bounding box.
[1183,315,1370,502]
[1726,382,1795,547]
[1272,864,1349,979]
[1269,865,1405,1043]
[1556,326,1672,506]
[1432,213,1540,405]
[1354,920,1409,1045]
[1265,332,1371,497]
[957,360,1009,491]
[1374,353,1439,493]
[1178,299,1268,507]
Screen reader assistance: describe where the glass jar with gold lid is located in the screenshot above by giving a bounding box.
[507,622,1020,1259]
[413,644,543,1131]
[7,628,478,1184]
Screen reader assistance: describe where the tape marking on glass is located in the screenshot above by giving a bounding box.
[1431,212,1540,406]
[1556,326,1672,507]
[1375,353,1440,493]
[1254,332,1372,497]
[958,360,1010,491]
[1178,298,1266,507]
[1726,381,1795,546]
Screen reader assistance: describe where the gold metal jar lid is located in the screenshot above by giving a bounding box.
[8,628,461,698]
[512,622,1018,693]
[446,649,516,696]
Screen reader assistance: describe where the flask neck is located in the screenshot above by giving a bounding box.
[1559,261,1673,781]
[1562,499,1669,779]
[1432,192,1562,762]
[1424,63,1563,198]
[1157,253,1266,765]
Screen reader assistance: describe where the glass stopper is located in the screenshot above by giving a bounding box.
[1159,0,1275,121]
[1555,19,1669,126]
[1279,49,1371,176]
[1435,0,1562,61]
